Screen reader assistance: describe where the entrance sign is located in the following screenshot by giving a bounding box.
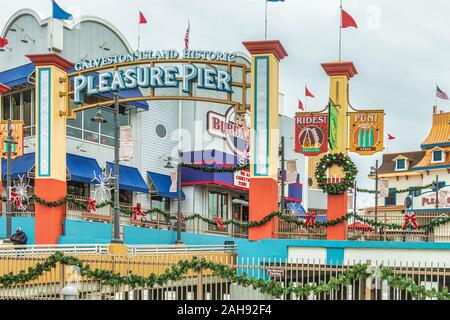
[66,49,250,119]
[349,111,384,155]
[0,121,24,159]
[207,106,251,159]
[294,112,328,156]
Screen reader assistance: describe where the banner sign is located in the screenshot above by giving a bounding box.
[119,126,133,160]
[328,101,338,151]
[413,186,450,210]
[0,121,24,159]
[207,106,251,160]
[234,170,250,190]
[294,112,328,156]
[349,111,384,155]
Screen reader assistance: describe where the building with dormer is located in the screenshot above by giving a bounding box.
[366,107,450,223]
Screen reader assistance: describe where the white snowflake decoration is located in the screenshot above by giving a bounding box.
[91,170,113,201]
[12,174,31,211]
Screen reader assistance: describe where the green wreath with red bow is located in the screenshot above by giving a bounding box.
[315,152,358,194]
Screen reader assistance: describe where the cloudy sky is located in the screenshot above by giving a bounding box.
[1,0,449,208]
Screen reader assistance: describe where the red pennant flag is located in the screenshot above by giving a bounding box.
[139,11,148,24]
[387,134,395,140]
[0,37,9,48]
[341,9,357,29]
[298,99,304,110]
[305,86,315,98]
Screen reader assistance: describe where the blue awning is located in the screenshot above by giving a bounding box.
[147,171,185,200]
[106,162,148,193]
[0,63,35,88]
[67,153,102,184]
[1,152,35,180]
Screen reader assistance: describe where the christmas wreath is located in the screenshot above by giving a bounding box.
[315,152,358,194]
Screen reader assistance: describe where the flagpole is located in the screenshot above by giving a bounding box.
[338,0,343,61]
[138,22,141,52]
[304,83,307,111]
[435,83,438,107]
[265,0,268,40]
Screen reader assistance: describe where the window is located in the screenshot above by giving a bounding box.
[432,150,444,163]
[385,188,396,206]
[155,124,167,139]
[67,107,130,147]
[208,191,228,220]
[1,88,36,137]
[395,159,407,171]
[67,181,89,197]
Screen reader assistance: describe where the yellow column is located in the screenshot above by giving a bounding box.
[26,53,73,244]
[243,40,287,240]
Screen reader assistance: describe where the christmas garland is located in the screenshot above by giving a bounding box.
[315,153,358,194]
[180,163,249,173]
[356,182,436,195]
[0,252,448,299]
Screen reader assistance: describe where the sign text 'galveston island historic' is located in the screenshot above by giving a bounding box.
[72,50,237,104]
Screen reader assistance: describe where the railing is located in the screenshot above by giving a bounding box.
[348,211,450,242]
[0,249,448,300]
[274,212,327,240]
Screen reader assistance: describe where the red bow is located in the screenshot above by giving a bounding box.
[402,213,419,230]
[214,216,224,231]
[87,198,96,212]
[9,191,23,210]
[305,211,317,228]
[179,212,185,223]
[133,203,146,220]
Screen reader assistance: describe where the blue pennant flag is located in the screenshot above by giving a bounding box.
[52,0,73,20]
[267,0,285,2]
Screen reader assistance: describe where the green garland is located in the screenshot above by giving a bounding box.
[180,163,249,173]
[0,252,448,299]
[356,182,436,195]
[315,153,358,194]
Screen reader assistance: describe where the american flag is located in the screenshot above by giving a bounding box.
[184,20,190,50]
[436,85,449,100]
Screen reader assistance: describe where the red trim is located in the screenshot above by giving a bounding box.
[27,53,74,72]
[0,83,11,95]
[242,40,288,61]
[182,180,249,191]
[321,61,357,79]
[190,162,235,167]
[285,197,302,203]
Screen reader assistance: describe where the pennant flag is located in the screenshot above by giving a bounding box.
[139,11,148,24]
[184,20,190,50]
[387,134,395,140]
[436,85,449,100]
[341,9,357,28]
[52,0,73,20]
[0,37,8,48]
[298,99,304,110]
[267,0,285,2]
[305,86,315,98]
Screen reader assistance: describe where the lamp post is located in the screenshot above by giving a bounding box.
[279,136,285,212]
[4,119,15,241]
[91,92,122,244]
[164,155,183,244]
[370,160,379,224]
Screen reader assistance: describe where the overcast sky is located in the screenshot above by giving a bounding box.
[1,0,449,209]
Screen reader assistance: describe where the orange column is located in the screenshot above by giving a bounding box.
[243,40,288,240]
[27,54,73,244]
[321,61,357,241]
[0,84,11,215]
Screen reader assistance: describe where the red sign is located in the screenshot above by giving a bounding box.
[294,113,328,156]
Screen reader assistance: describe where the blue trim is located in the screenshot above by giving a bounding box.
[326,248,344,266]
[285,239,450,250]
[253,56,270,177]
[421,142,450,149]
[37,68,51,177]
[413,164,450,171]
